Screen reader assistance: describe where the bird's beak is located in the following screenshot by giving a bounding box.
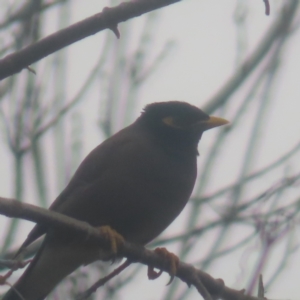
[200,116,229,131]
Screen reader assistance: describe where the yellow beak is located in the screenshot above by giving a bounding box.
[200,116,229,131]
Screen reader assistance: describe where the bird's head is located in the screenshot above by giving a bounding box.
[138,101,229,156]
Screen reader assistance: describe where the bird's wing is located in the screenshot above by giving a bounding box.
[16,125,138,255]
[49,125,138,212]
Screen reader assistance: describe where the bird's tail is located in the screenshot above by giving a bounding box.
[3,237,98,300]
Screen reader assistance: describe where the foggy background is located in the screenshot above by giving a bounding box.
[1,0,300,299]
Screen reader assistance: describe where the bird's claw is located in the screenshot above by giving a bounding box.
[147,247,179,285]
[98,226,124,254]
[147,267,163,280]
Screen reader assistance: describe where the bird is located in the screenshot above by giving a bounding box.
[3,101,228,300]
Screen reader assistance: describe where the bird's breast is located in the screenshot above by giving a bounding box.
[54,130,198,246]
[107,140,197,244]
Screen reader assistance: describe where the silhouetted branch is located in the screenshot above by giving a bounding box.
[0,197,264,300]
[0,0,181,80]
[263,0,270,16]
[76,260,131,300]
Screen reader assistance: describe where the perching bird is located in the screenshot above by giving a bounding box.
[3,101,228,300]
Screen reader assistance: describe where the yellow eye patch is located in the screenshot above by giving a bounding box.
[162,116,183,129]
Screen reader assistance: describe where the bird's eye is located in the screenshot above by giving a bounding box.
[162,116,183,129]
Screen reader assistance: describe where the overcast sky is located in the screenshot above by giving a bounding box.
[1,0,300,299]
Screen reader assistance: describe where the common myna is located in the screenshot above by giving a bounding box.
[3,101,228,300]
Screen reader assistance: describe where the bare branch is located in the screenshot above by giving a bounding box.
[263,0,270,16]
[75,260,131,300]
[0,197,264,300]
[0,0,181,80]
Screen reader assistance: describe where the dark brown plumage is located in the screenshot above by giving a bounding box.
[3,101,228,300]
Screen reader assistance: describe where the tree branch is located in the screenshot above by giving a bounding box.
[0,0,181,81]
[0,197,263,300]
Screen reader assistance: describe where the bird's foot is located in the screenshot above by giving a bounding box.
[148,247,179,285]
[98,226,124,254]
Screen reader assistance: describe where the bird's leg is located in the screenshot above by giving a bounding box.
[97,226,124,254]
[148,247,179,285]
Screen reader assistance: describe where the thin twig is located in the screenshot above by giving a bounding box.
[263,0,270,16]
[75,260,131,300]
